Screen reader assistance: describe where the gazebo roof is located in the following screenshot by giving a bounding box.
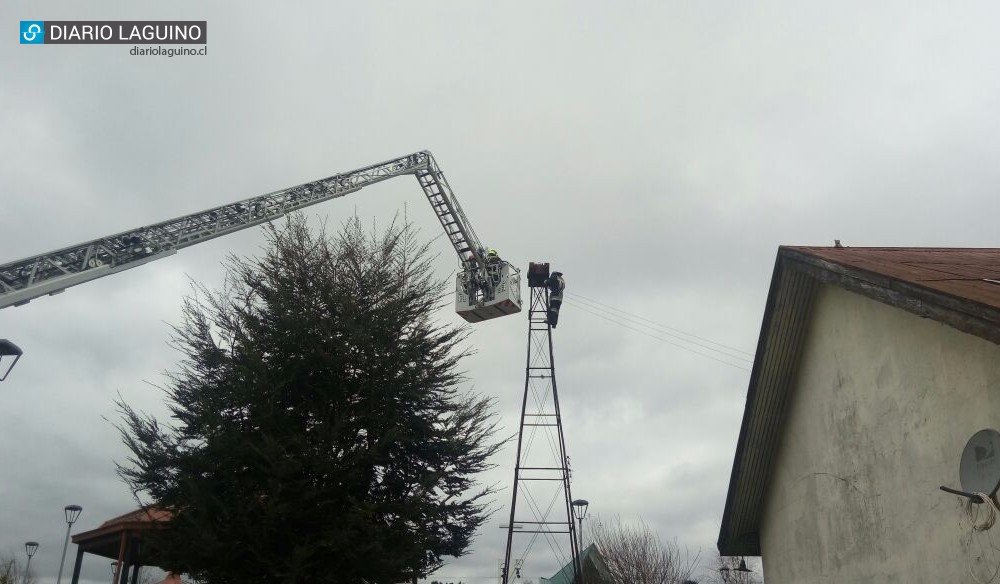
[71,506,171,559]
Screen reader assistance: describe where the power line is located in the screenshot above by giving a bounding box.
[563,299,750,371]
[565,292,754,358]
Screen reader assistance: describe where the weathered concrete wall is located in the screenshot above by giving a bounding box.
[760,283,1000,583]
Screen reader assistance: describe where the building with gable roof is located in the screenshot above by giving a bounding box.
[718,246,1000,581]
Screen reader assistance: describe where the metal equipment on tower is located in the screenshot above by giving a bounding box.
[501,262,581,584]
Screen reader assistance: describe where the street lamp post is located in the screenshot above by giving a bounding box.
[571,500,589,584]
[571,499,589,547]
[0,339,23,381]
[56,505,83,584]
[24,541,38,581]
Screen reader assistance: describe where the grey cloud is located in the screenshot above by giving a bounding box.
[5,0,1000,582]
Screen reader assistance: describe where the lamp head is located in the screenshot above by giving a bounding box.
[64,504,82,525]
[0,339,23,382]
[24,541,38,557]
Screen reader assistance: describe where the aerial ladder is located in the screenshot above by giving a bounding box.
[0,151,521,322]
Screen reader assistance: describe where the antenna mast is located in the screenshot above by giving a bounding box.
[501,263,580,584]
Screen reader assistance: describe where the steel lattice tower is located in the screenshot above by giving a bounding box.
[501,264,580,584]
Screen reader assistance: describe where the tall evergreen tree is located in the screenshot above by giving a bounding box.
[117,215,502,584]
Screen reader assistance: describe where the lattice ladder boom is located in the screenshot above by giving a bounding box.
[414,169,483,275]
[0,150,517,321]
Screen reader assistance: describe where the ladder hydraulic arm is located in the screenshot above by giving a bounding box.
[0,151,520,321]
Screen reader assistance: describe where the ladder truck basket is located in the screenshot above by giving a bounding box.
[455,263,521,323]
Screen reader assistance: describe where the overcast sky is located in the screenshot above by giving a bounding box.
[4,1,1000,583]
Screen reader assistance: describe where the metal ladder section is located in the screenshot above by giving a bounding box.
[413,163,487,279]
[0,152,429,309]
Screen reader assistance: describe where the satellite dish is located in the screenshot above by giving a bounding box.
[960,429,1000,496]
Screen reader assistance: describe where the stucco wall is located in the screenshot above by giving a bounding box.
[759,283,1000,583]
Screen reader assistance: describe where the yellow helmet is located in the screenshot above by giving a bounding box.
[487,248,498,257]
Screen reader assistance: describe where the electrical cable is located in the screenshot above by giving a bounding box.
[966,492,1000,583]
[520,339,554,460]
[563,299,750,371]
[512,438,563,573]
[513,484,549,566]
[529,380,562,467]
[529,484,569,569]
[565,292,754,357]
[521,379,557,465]
[518,483,568,570]
[563,296,752,365]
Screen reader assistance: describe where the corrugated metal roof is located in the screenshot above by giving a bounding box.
[98,507,172,528]
[717,246,1000,557]
[789,247,1000,312]
[73,506,171,548]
